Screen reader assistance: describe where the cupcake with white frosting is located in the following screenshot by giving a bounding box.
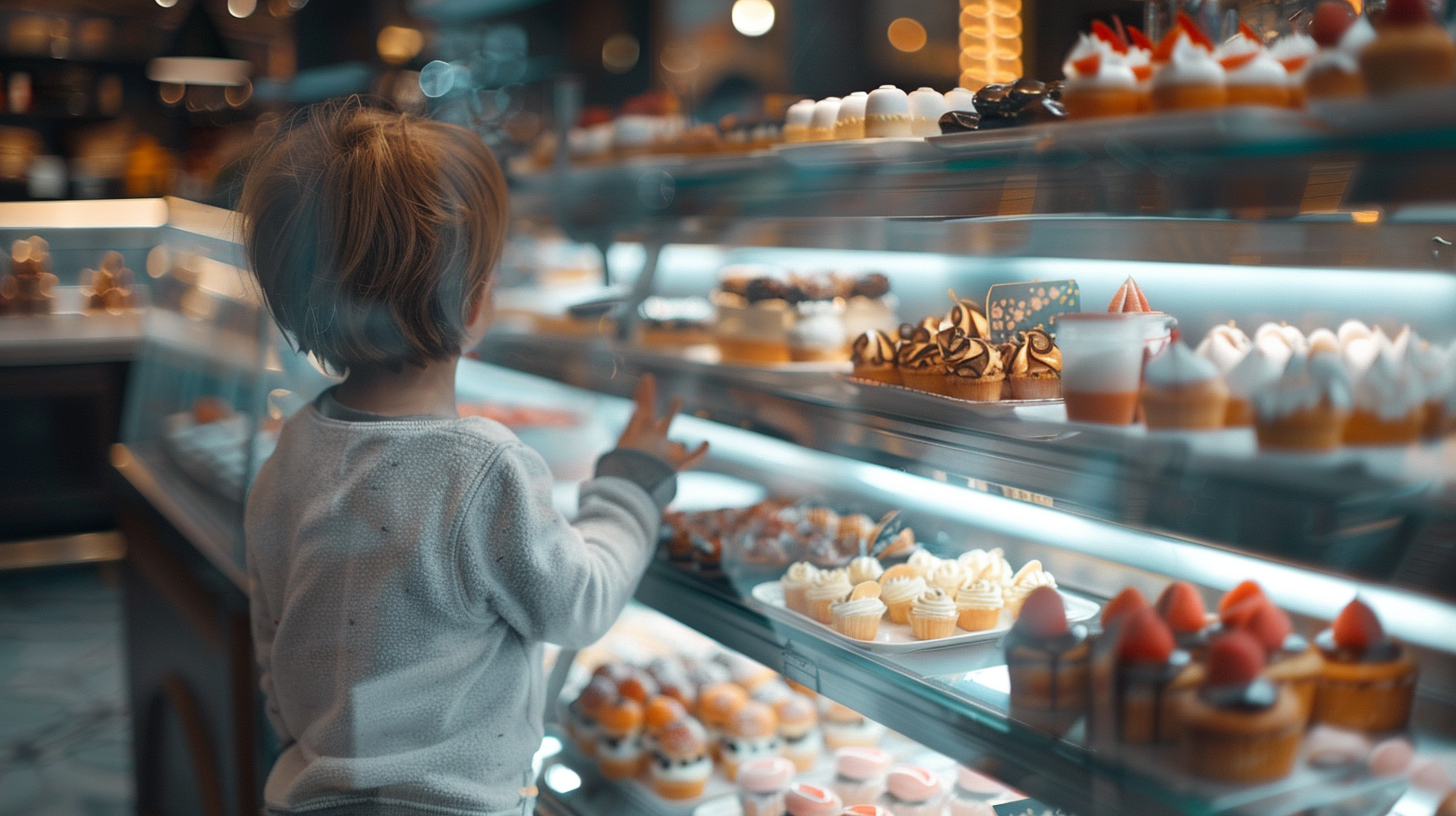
[805,569,853,623]
[1269,31,1317,106]
[907,87,949,136]
[1196,323,1251,376]
[1140,340,1230,429]
[864,86,911,138]
[781,561,821,613]
[1004,560,1056,617]
[782,99,815,143]
[1254,322,1307,367]
[1061,25,1140,118]
[1253,350,1353,451]
[928,560,969,594]
[809,97,842,142]
[833,92,869,140]
[879,576,927,625]
[1217,22,1292,107]
[1344,343,1425,445]
[847,555,884,585]
[1152,18,1227,110]
[1409,333,1453,437]
[955,580,1004,632]
[908,588,958,640]
[1306,5,1374,100]
[1224,346,1285,426]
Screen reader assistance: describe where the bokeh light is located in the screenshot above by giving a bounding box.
[418,60,455,97]
[601,32,639,74]
[227,0,257,18]
[731,0,775,37]
[960,0,1022,88]
[887,18,927,52]
[377,26,424,66]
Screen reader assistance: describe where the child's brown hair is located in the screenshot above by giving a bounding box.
[240,99,508,372]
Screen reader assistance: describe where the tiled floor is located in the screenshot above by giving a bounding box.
[0,565,131,816]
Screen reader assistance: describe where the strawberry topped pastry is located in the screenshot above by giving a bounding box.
[1101,586,1150,629]
[1237,598,1324,723]
[1218,21,1293,106]
[1062,20,1141,118]
[1155,581,1214,657]
[1005,586,1091,736]
[1306,1,1375,99]
[1217,579,1269,628]
[1113,607,1200,743]
[1360,0,1456,93]
[1126,25,1157,111]
[1313,597,1418,731]
[1152,13,1228,110]
[1177,631,1304,782]
[1269,28,1318,106]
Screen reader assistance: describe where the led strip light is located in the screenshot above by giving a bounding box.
[959,0,1024,89]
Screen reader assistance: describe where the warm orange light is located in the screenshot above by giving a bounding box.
[376,26,423,66]
[601,33,639,73]
[1351,210,1380,224]
[887,17,927,52]
[959,0,1022,88]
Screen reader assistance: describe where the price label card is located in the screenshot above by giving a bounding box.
[986,280,1080,345]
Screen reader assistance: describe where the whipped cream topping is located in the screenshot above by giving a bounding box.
[1269,32,1317,79]
[848,556,884,584]
[784,99,815,129]
[1154,31,1226,90]
[783,561,820,588]
[1005,568,1056,606]
[1310,16,1375,77]
[1254,322,1307,367]
[1218,30,1290,87]
[929,561,968,593]
[1342,328,1390,377]
[911,588,958,619]
[1225,346,1285,398]
[1127,46,1153,84]
[1196,324,1251,375]
[1409,333,1454,399]
[1337,319,1372,348]
[946,299,990,338]
[1063,32,1138,91]
[1308,328,1340,355]
[957,548,1005,581]
[896,327,943,372]
[940,331,1003,379]
[650,754,712,781]
[1144,340,1220,385]
[809,97,842,134]
[956,580,1005,610]
[834,92,869,140]
[789,302,848,350]
[908,549,941,576]
[908,87,949,137]
[1254,350,1354,419]
[807,570,852,602]
[944,86,978,112]
[1354,345,1426,419]
[831,597,887,619]
[851,330,896,367]
[880,576,927,605]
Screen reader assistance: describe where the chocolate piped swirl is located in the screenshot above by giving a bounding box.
[852,330,896,367]
[897,327,943,371]
[946,300,990,339]
[940,329,1003,379]
[1012,328,1062,377]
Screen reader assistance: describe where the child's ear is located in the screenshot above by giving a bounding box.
[464,286,494,344]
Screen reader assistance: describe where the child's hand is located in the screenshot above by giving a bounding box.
[617,374,708,471]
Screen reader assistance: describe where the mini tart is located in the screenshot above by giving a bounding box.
[1005,587,1091,736]
[1008,328,1063,399]
[940,330,1005,401]
[851,329,900,385]
[1312,599,1418,732]
[896,326,947,394]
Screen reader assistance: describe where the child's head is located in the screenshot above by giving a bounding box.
[240,99,508,372]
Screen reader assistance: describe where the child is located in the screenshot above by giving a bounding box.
[240,101,705,816]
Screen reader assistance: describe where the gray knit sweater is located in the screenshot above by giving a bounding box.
[245,395,671,816]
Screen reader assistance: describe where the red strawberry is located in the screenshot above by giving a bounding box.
[1218,580,1266,616]
[1092,20,1129,53]
[1072,53,1102,76]
[1239,600,1292,654]
[1177,11,1217,50]
[1101,586,1149,628]
[1310,1,1358,45]
[1220,52,1259,71]
[1332,597,1384,650]
[1239,20,1262,42]
[1155,581,1208,634]
[1127,25,1155,51]
[1132,64,1154,82]
[1015,586,1069,638]
[1379,0,1436,26]
[1220,597,1265,629]
[1117,607,1175,663]
[1152,26,1182,62]
[1205,631,1267,685]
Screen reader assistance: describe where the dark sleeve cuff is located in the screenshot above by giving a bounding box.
[594,448,677,510]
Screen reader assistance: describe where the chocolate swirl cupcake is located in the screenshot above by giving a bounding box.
[851,329,900,385]
[945,298,990,339]
[940,329,1005,401]
[896,326,947,394]
[1008,328,1063,399]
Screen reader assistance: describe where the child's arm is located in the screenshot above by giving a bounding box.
[247,559,294,748]
[456,375,704,646]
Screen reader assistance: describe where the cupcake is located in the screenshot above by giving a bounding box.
[955,580,1005,631]
[1154,580,1214,658]
[1005,586,1090,736]
[896,325,946,394]
[1126,25,1157,111]
[944,296,990,338]
[944,86,978,112]
[1360,0,1456,94]
[1177,631,1303,782]
[832,584,887,642]
[720,702,783,781]
[806,569,853,624]
[940,330,1005,401]
[1151,14,1228,110]
[879,575,927,625]
[1270,31,1317,106]
[851,330,900,385]
[1223,346,1284,426]
[1061,23,1141,118]
[831,746,893,806]
[1217,22,1293,107]
[821,702,884,749]
[808,97,842,142]
[928,560,968,594]
[1312,597,1418,732]
[833,91,870,140]
[1344,343,1425,444]
[650,717,713,799]
[567,675,616,757]
[864,85,911,137]
[1004,559,1057,617]
[775,694,821,772]
[1306,3,1372,99]
[739,756,797,816]
[908,588,958,639]
[847,555,884,585]
[907,548,941,578]
[1237,599,1324,723]
[1195,323,1251,377]
[781,562,821,615]
[1140,340,1229,430]
[790,301,850,362]
[880,766,945,816]
[596,696,646,779]
[786,783,843,816]
[907,87,949,136]
[1007,328,1063,399]
[782,99,815,143]
[961,548,1012,587]
[1112,607,1200,743]
[1253,351,1353,451]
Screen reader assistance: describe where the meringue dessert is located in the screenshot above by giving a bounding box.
[1151,14,1228,110]
[1218,22,1293,107]
[864,85,912,137]
[1061,22,1141,118]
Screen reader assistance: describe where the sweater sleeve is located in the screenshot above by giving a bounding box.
[455,441,663,647]
[247,556,293,748]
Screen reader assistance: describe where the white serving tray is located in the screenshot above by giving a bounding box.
[771,137,940,166]
[748,581,1100,654]
[841,375,1063,416]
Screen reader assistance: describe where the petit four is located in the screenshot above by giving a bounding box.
[651,717,713,799]
[880,765,945,816]
[720,701,782,781]
[834,92,870,140]
[1061,22,1141,118]
[832,746,893,806]
[1313,597,1418,732]
[738,756,796,816]
[782,99,816,143]
[1218,22,1292,107]
[809,97,842,142]
[1005,586,1090,735]
[864,86,912,137]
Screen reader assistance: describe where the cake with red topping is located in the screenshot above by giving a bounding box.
[1176,631,1303,782]
[1062,21,1142,118]
[1005,586,1090,736]
[1237,598,1324,723]
[1312,597,1418,731]
[1217,22,1293,107]
[1155,581,1213,658]
[1101,586,1150,629]
[1306,1,1373,99]
[1151,14,1228,110]
[1360,0,1456,94]
[1113,607,1201,743]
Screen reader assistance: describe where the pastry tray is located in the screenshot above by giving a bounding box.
[841,375,1063,417]
[748,581,1100,654]
[771,136,942,166]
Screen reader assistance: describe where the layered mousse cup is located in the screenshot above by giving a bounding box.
[1059,313,1176,424]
